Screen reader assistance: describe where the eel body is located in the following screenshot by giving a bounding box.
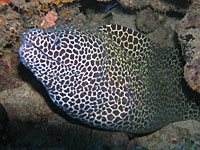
[19,24,200,134]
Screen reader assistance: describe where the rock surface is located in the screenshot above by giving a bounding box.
[176,0,200,94]
[136,120,200,150]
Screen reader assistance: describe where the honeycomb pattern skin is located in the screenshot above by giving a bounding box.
[19,24,200,134]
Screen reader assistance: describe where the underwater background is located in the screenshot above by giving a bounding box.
[0,0,200,149]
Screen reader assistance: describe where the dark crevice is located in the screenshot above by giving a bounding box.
[161,0,192,9]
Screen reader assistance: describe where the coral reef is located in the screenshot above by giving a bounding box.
[0,52,21,91]
[117,0,190,13]
[97,0,112,1]
[173,138,200,150]
[136,8,165,33]
[10,0,26,8]
[37,0,74,5]
[57,4,86,25]
[0,3,22,52]
[176,0,200,94]
[0,0,9,4]
[136,120,200,150]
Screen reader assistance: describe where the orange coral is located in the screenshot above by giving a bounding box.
[192,84,199,90]
[0,0,9,4]
[55,0,60,5]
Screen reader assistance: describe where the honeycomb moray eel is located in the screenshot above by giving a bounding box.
[19,24,200,134]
